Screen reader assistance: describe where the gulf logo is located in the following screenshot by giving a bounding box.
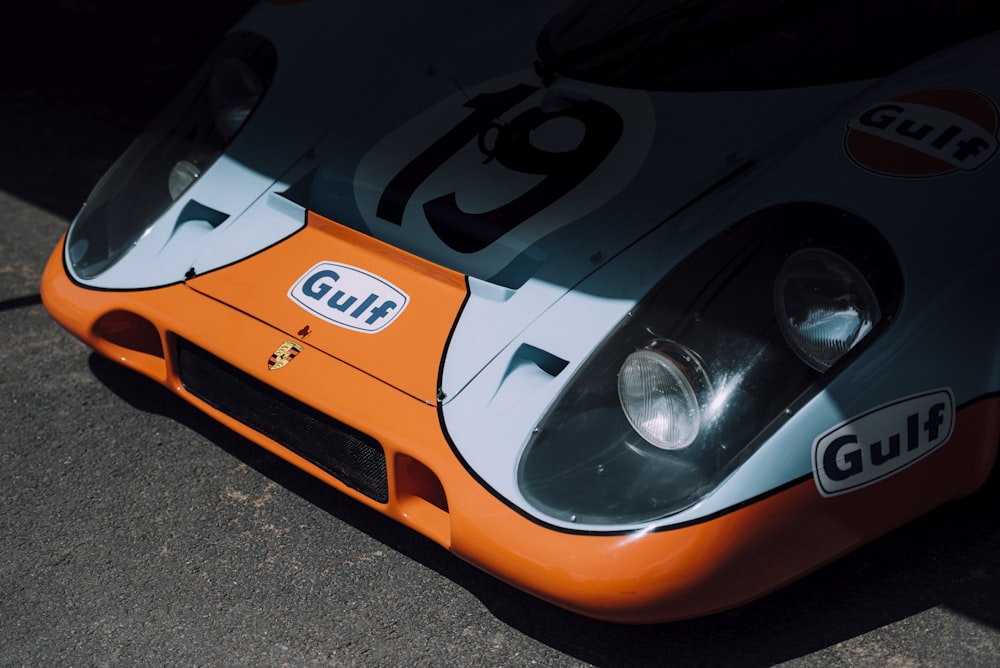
[845,88,998,177]
[288,262,409,334]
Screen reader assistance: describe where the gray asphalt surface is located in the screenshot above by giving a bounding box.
[2,3,999,666]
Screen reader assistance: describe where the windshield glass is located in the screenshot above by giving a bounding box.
[537,0,1000,89]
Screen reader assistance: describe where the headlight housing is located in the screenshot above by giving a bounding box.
[517,203,902,526]
[66,32,276,280]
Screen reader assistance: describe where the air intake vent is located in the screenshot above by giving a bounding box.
[177,339,388,503]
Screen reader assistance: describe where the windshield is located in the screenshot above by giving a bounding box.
[537,0,1000,89]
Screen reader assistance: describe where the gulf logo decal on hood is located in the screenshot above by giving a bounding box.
[845,87,998,177]
[186,212,468,404]
[289,262,409,334]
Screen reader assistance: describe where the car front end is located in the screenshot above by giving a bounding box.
[42,0,1000,622]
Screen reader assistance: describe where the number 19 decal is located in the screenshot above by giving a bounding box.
[355,71,655,276]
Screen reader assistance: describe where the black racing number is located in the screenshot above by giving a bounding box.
[375,83,624,253]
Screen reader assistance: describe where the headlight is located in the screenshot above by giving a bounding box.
[66,33,276,280]
[209,57,266,141]
[167,160,203,201]
[618,341,710,450]
[517,203,901,526]
[774,248,881,371]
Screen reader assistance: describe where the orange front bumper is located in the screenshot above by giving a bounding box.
[41,231,999,623]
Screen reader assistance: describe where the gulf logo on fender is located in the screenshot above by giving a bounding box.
[845,88,998,177]
[812,389,954,497]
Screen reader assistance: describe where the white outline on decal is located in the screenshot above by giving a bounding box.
[288,261,410,334]
[812,388,955,497]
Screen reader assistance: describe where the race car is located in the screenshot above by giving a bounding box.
[41,0,1000,622]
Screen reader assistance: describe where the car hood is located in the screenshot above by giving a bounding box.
[186,0,872,402]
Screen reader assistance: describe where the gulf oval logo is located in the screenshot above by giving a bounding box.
[845,87,998,177]
[288,262,409,333]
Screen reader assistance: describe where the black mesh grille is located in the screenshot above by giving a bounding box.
[177,339,388,503]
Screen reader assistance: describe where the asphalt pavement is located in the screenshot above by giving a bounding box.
[2,2,999,666]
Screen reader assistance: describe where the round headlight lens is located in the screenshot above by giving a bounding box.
[774,248,881,371]
[167,159,202,200]
[618,345,705,450]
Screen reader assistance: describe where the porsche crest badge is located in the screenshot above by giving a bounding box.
[268,340,303,370]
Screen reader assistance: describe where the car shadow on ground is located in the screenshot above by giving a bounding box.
[89,352,1000,667]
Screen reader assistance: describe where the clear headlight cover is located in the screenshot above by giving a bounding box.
[517,203,901,526]
[66,33,276,280]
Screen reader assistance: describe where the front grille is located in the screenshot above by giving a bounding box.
[177,339,389,503]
